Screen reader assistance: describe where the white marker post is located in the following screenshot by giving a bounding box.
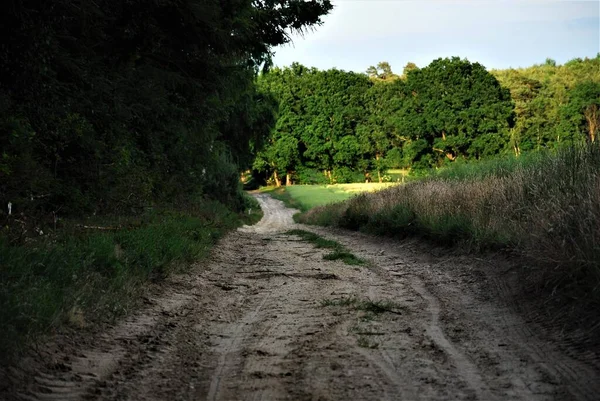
[8,202,12,216]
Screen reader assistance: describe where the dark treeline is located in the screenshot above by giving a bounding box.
[0,0,333,218]
[253,56,600,185]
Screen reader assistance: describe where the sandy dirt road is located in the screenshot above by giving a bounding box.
[3,194,599,401]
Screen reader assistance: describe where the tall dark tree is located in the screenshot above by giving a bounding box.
[0,0,333,214]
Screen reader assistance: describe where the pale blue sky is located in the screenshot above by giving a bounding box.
[272,0,600,72]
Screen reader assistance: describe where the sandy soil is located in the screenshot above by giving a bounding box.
[2,193,599,400]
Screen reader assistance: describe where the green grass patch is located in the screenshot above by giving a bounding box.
[286,229,365,266]
[357,336,380,349]
[0,198,258,363]
[323,297,403,349]
[261,183,397,212]
[322,250,365,266]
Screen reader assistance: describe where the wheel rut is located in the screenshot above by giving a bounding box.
[2,193,598,401]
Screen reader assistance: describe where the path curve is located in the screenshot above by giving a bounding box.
[2,193,599,400]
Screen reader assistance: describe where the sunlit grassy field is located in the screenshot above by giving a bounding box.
[262,183,397,211]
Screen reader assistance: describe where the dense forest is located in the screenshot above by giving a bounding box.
[253,56,600,185]
[0,0,333,219]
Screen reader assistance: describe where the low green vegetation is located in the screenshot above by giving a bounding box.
[286,229,365,266]
[299,144,600,307]
[0,196,261,363]
[262,183,396,211]
[356,336,380,349]
[322,250,364,266]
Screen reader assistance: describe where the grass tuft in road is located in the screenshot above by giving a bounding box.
[323,251,364,266]
[286,229,365,266]
[357,336,380,349]
[323,297,404,349]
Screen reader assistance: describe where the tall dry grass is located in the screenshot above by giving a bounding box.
[300,144,600,296]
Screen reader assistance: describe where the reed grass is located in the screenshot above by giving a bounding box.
[299,144,600,299]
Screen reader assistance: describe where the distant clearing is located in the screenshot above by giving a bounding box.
[262,183,397,211]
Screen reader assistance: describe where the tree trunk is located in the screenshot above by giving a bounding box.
[510,128,520,156]
[273,170,281,187]
[286,173,292,186]
[376,154,382,183]
[585,104,599,143]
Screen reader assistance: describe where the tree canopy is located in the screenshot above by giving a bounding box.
[255,57,539,184]
[0,0,333,215]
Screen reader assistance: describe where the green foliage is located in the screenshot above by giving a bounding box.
[295,168,330,185]
[0,0,333,217]
[254,56,599,182]
[255,64,372,184]
[321,297,402,314]
[492,54,600,152]
[395,57,514,166]
[559,81,600,143]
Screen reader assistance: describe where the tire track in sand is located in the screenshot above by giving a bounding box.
[410,279,495,401]
[206,293,271,401]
